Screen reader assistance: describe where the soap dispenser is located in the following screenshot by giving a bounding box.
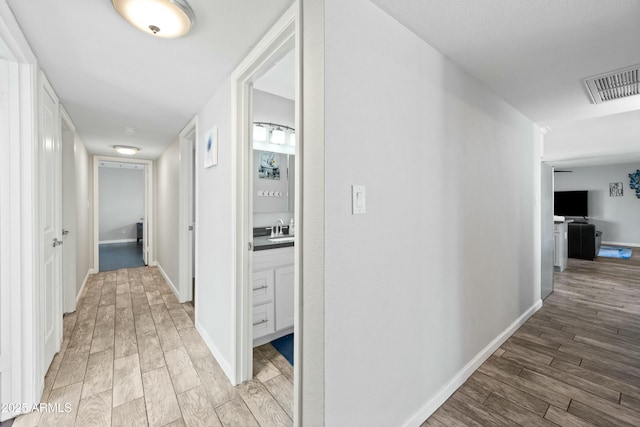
[289,218,295,236]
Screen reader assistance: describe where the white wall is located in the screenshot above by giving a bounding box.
[68,132,93,297]
[155,140,180,290]
[194,78,236,376]
[71,133,93,296]
[554,162,640,246]
[253,89,295,227]
[98,167,144,242]
[61,128,93,309]
[323,1,540,425]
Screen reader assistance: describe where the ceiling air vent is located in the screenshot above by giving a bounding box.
[584,65,640,104]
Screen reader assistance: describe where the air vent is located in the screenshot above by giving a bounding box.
[584,65,640,104]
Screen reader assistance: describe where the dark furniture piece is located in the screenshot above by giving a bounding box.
[568,223,602,260]
[136,222,143,245]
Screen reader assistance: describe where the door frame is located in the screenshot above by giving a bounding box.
[0,4,41,419]
[60,106,77,313]
[178,116,198,303]
[231,0,298,389]
[93,155,154,271]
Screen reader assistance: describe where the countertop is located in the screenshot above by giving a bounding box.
[253,235,295,251]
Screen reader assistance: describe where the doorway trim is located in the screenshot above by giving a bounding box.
[178,116,198,303]
[0,3,41,419]
[231,0,298,387]
[60,106,77,314]
[92,155,154,272]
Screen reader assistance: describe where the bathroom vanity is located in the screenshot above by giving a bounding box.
[252,244,294,346]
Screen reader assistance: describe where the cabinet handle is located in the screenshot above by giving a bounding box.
[253,285,268,291]
[253,319,268,326]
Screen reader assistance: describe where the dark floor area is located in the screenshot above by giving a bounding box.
[99,242,144,271]
[271,333,294,366]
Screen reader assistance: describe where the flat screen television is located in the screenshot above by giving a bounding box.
[554,190,588,217]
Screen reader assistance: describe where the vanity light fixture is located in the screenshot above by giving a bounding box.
[112,0,195,38]
[271,127,286,145]
[253,124,268,142]
[253,122,295,153]
[113,145,140,155]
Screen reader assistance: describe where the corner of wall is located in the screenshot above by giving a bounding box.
[401,300,542,426]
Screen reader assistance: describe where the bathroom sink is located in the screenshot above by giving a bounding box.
[267,236,295,243]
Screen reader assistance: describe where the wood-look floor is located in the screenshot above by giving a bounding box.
[424,248,640,426]
[12,267,293,427]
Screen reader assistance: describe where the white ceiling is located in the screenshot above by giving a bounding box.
[6,0,293,159]
[7,1,640,166]
[370,0,640,167]
[254,49,295,101]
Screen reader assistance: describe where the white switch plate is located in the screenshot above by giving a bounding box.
[352,185,366,214]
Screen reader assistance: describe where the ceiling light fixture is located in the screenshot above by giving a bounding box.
[112,0,195,38]
[114,145,140,155]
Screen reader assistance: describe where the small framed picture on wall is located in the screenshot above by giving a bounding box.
[609,182,623,197]
[204,126,218,168]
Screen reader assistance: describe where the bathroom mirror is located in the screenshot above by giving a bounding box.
[253,149,295,213]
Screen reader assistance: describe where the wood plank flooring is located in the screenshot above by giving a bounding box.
[12,267,293,427]
[424,248,640,426]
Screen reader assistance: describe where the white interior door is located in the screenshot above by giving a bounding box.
[40,75,63,371]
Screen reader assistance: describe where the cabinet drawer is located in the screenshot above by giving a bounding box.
[252,269,274,306]
[253,303,275,339]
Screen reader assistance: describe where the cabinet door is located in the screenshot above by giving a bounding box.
[275,265,295,331]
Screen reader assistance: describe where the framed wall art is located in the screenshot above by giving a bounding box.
[204,126,218,168]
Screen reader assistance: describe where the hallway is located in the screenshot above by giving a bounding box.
[13,267,293,427]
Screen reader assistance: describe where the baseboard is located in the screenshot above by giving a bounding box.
[98,238,137,244]
[602,241,640,248]
[401,299,543,427]
[75,270,92,304]
[156,263,179,300]
[195,319,236,385]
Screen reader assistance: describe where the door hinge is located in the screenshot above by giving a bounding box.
[248,242,253,251]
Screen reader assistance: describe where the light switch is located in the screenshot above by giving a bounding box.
[352,185,366,214]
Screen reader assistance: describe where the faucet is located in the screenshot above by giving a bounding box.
[274,219,284,237]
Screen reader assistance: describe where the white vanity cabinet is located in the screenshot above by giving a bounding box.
[252,246,294,346]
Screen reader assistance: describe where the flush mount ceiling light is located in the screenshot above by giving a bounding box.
[112,0,195,38]
[114,145,140,155]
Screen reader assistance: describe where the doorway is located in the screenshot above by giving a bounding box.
[250,49,296,366]
[179,117,197,304]
[231,2,299,395]
[93,156,154,272]
[61,109,77,313]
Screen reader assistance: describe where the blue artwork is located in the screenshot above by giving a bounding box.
[629,170,640,199]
